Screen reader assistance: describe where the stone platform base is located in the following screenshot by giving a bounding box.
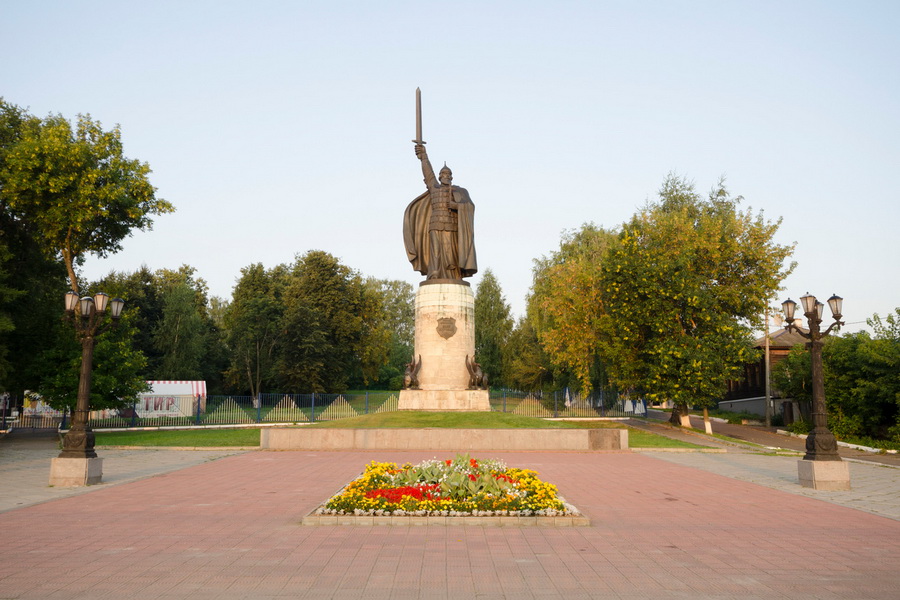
[797,459,851,490]
[261,427,628,451]
[49,457,103,487]
[398,389,490,411]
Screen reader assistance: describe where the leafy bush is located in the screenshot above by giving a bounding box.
[835,435,900,452]
[786,420,811,435]
[709,408,762,424]
[772,308,900,443]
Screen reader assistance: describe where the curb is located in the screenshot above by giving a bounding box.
[301,513,591,526]
[98,446,257,451]
[776,430,899,455]
[631,447,727,453]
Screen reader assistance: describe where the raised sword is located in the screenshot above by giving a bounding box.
[412,87,426,145]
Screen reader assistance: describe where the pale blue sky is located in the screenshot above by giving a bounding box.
[3,1,898,331]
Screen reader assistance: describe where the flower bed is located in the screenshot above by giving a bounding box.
[316,453,577,517]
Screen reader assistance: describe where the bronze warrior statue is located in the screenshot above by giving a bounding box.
[403,144,477,281]
[402,89,477,282]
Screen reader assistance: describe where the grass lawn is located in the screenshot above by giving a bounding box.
[628,429,707,449]
[91,412,710,449]
[94,428,261,447]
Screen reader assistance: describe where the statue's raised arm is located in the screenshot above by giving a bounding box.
[415,144,438,190]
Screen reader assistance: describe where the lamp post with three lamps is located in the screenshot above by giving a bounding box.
[49,290,124,486]
[781,292,850,489]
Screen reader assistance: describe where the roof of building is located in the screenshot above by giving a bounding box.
[754,327,808,349]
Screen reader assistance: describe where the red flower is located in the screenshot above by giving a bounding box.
[365,484,441,503]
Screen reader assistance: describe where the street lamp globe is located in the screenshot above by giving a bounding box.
[93,292,110,313]
[827,294,843,319]
[79,296,94,317]
[800,293,817,315]
[65,290,79,313]
[110,298,125,319]
[781,298,796,322]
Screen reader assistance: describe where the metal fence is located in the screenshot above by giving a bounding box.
[1,412,63,432]
[67,392,402,429]
[489,389,647,418]
[54,388,646,430]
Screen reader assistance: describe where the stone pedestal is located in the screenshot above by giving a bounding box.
[797,459,851,491]
[49,457,103,487]
[398,282,490,411]
[398,389,490,411]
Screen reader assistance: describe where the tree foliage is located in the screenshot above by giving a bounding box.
[153,283,206,379]
[279,251,388,392]
[366,278,414,390]
[0,99,62,392]
[0,106,173,292]
[599,175,794,411]
[221,252,391,395]
[0,100,169,404]
[529,224,617,393]
[223,263,286,399]
[474,269,514,387]
[771,345,812,419]
[774,308,900,440]
[34,308,149,412]
[503,317,555,392]
[97,265,228,389]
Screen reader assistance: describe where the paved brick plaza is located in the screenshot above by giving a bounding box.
[1,449,899,599]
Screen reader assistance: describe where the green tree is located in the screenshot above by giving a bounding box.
[0,110,173,293]
[529,224,618,393]
[98,266,164,374]
[0,240,18,386]
[1,101,169,405]
[599,175,794,424]
[775,308,900,440]
[223,263,287,399]
[0,99,65,395]
[504,317,555,392]
[34,296,149,412]
[772,345,812,421]
[0,100,31,386]
[153,282,206,379]
[366,278,414,390]
[151,265,227,388]
[278,251,388,392]
[474,269,514,387]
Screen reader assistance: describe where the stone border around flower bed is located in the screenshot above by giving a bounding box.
[302,497,590,527]
[301,513,591,526]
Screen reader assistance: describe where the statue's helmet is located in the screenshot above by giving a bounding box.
[439,163,452,178]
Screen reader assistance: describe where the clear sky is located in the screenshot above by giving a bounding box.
[3,1,898,332]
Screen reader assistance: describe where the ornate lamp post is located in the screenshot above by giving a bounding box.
[781,292,850,489]
[50,290,124,486]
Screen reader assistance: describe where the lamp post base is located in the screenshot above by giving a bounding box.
[797,459,850,491]
[49,457,103,487]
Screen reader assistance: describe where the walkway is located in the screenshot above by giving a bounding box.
[1,431,899,598]
[0,430,244,513]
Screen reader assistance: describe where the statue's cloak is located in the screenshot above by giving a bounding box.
[403,186,477,279]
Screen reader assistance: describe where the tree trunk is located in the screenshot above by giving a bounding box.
[703,407,713,434]
[669,403,692,427]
